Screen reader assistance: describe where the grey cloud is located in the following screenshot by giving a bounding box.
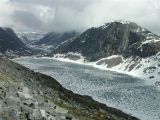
[12,10,43,30]
[1,0,160,34]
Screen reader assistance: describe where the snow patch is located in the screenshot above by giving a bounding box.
[142,39,160,45]
[53,52,85,64]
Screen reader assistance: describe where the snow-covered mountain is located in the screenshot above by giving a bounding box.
[52,21,160,86]
[17,32,53,53]
[17,32,45,44]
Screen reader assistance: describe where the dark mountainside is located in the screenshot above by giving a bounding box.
[37,31,79,47]
[0,27,32,57]
[54,21,160,61]
[0,58,138,120]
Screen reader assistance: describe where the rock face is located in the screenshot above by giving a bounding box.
[0,27,31,57]
[0,58,138,120]
[54,21,160,61]
[37,31,79,47]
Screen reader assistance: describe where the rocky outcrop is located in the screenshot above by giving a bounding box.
[0,58,138,120]
[127,41,160,58]
[54,21,160,61]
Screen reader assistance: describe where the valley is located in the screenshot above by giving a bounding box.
[0,20,160,120]
[1,1,160,120]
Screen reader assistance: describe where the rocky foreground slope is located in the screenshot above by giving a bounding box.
[0,58,138,120]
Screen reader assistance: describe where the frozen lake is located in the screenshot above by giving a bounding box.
[13,57,160,120]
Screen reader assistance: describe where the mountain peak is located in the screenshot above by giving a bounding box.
[96,20,155,37]
[100,20,140,29]
[114,20,134,24]
[54,21,160,61]
[99,20,136,28]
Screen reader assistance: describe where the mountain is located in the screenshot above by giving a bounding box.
[17,32,45,45]
[0,27,31,57]
[52,21,160,84]
[54,21,160,61]
[17,31,78,54]
[0,58,138,120]
[37,31,79,47]
[17,32,53,53]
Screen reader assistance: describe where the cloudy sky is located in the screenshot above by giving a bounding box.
[0,0,160,34]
